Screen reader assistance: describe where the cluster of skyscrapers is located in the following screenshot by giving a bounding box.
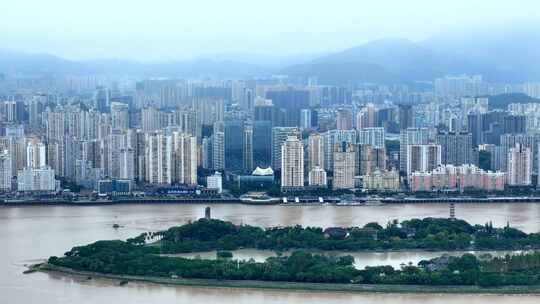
[0,75,539,196]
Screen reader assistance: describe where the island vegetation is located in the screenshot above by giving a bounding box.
[42,218,540,290]
[125,217,540,253]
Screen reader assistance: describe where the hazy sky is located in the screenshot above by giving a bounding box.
[1,0,539,61]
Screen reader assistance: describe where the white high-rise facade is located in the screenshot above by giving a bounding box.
[308,166,327,187]
[212,122,225,171]
[17,167,56,192]
[333,142,356,190]
[108,132,128,179]
[308,133,325,170]
[272,127,300,171]
[142,107,162,132]
[146,132,173,184]
[119,148,135,181]
[26,141,47,168]
[281,136,304,188]
[0,150,12,191]
[173,132,198,186]
[145,131,198,186]
[207,171,223,193]
[508,143,532,186]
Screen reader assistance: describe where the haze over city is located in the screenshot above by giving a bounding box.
[2,2,540,304]
[1,0,539,61]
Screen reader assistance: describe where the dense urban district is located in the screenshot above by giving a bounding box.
[1,75,540,204]
[39,217,540,291]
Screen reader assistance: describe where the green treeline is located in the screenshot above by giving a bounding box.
[46,218,540,287]
[127,218,540,253]
[48,241,540,287]
[50,245,358,283]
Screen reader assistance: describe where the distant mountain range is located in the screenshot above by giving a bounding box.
[285,27,540,84]
[0,50,267,79]
[1,26,539,83]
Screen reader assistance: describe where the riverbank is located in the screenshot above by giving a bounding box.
[4,196,540,206]
[34,263,540,294]
[1,197,241,206]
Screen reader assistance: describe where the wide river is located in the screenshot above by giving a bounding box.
[2,202,540,303]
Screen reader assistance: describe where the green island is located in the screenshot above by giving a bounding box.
[39,218,540,293]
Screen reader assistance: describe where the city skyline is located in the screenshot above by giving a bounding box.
[4,2,540,303]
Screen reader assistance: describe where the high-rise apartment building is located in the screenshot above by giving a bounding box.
[300,109,312,130]
[17,166,57,192]
[336,108,353,130]
[26,141,47,169]
[212,122,225,171]
[142,107,162,132]
[119,148,135,181]
[308,166,327,187]
[243,125,253,172]
[223,119,246,172]
[110,102,129,132]
[308,133,325,170]
[356,104,377,129]
[398,104,414,130]
[333,142,356,190]
[29,94,45,130]
[436,131,475,166]
[406,144,442,175]
[201,137,213,170]
[172,132,198,185]
[500,134,539,173]
[504,115,527,134]
[176,110,200,140]
[358,127,385,149]
[94,86,110,113]
[146,132,173,184]
[323,129,357,171]
[281,136,304,188]
[356,144,386,176]
[194,98,225,126]
[0,150,12,191]
[271,127,300,171]
[253,120,273,168]
[508,143,532,186]
[399,128,430,173]
[265,87,310,127]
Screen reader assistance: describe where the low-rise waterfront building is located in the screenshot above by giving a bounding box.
[17,166,58,192]
[308,166,327,187]
[362,169,400,191]
[207,171,223,194]
[409,164,506,192]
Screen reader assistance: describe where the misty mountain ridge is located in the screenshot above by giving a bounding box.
[0,50,268,79]
[1,27,539,83]
[284,28,540,84]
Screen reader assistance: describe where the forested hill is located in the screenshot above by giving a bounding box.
[488,93,540,110]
